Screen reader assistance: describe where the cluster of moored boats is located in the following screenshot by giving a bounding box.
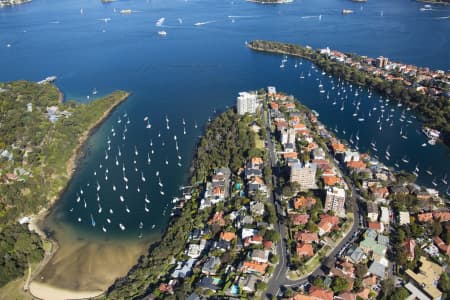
[282,57,449,194]
[69,112,199,238]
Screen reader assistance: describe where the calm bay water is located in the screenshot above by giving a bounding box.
[0,0,449,291]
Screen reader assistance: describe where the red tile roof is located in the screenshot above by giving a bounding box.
[296,242,314,257]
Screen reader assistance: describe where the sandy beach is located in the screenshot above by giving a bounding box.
[28,235,149,300]
[23,92,132,299]
[29,282,101,300]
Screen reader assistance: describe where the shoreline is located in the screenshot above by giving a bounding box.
[246,40,450,148]
[25,90,130,300]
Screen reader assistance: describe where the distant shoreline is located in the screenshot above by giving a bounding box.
[27,89,130,300]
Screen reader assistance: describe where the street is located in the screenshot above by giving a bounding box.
[262,106,363,299]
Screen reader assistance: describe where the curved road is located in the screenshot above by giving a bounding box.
[262,107,362,299]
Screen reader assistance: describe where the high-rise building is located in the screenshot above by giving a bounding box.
[290,163,317,190]
[237,92,258,115]
[324,187,346,216]
[376,56,389,68]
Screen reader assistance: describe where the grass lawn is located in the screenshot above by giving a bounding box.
[0,276,32,300]
[255,134,264,149]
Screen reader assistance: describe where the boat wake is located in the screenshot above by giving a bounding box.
[227,15,261,18]
[194,20,216,26]
[301,15,321,19]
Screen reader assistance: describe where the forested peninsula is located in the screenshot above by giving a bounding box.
[104,109,266,299]
[0,80,129,289]
[247,40,450,147]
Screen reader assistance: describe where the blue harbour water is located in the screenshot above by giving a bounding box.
[0,0,449,290]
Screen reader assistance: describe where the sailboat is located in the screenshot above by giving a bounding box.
[90,214,96,227]
[442,174,448,185]
[432,178,438,187]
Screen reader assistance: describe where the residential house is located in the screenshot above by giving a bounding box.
[380,206,390,224]
[418,212,433,223]
[433,236,450,256]
[359,238,387,261]
[171,258,197,278]
[346,247,366,264]
[368,221,384,233]
[198,276,222,292]
[405,257,443,300]
[296,232,319,244]
[208,211,225,226]
[367,202,379,222]
[290,214,310,226]
[247,176,267,195]
[433,211,450,222]
[309,286,334,300]
[220,231,236,242]
[368,261,386,279]
[296,242,314,257]
[318,214,339,236]
[250,201,265,216]
[398,211,410,225]
[293,196,317,210]
[239,274,258,293]
[241,261,268,275]
[251,249,270,263]
[201,256,221,275]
